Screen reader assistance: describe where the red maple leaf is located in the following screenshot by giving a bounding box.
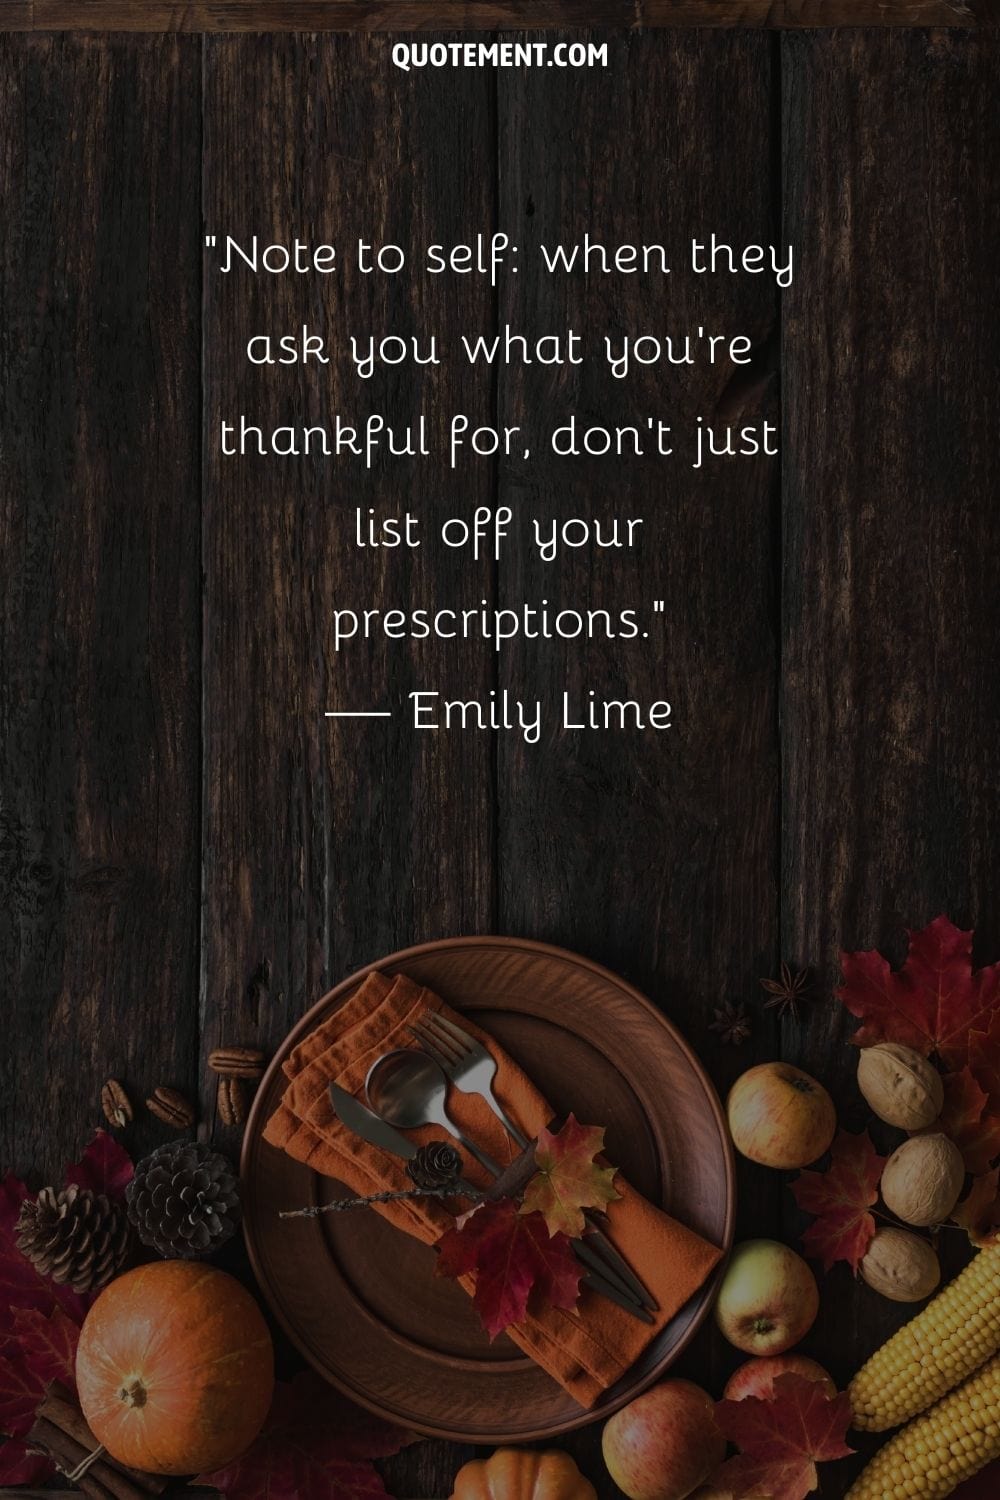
[714,1374,854,1500]
[65,1130,134,1201]
[790,1131,885,1273]
[12,1307,80,1394]
[953,1170,1000,1249]
[969,1012,1000,1114]
[196,1371,414,1500]
[0,1338,46,1439]
[938,1069,1000,1175]
[436,1199,582,1339]
[838,916,1000,1070]
[0,1437,53,1485]
[520,1115,620,1238]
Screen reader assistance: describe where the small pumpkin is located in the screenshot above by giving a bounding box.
[76,1261,274,1475]
[450,1449,597,1500]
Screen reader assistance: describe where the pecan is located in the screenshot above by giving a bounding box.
[146,1086,196,1130]
[101,1079,133,1129]
[217,1076,246,1128]
[208,1046,266,1079]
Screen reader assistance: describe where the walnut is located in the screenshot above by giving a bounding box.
[860,1226,941,1302]
[880,1133,964,1226]
[857,1043,943,1130]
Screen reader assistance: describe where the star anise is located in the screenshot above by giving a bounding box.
[760,963,811,1020]
[710,1001,752,1046]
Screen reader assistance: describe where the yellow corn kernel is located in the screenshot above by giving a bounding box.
[847,1354,1000,1499]
[850,1249,1000,1432]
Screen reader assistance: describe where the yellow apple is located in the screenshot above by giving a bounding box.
[726,1063,836,1169]
[714,1239,819,1355]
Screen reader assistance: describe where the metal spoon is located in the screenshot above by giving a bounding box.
[364,1048,651,1321]
[365,1049,503,1176]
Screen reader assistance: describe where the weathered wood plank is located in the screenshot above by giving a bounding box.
[199,22,496,1202]
[781,29,1000,1487]
[8,0,1000,31]
[0,35,202,1180]
[494,31,781,1417]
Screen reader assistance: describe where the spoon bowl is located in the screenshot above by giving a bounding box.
[365,1048,502,1175]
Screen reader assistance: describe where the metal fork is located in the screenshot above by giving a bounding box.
[409,1010,658,1313]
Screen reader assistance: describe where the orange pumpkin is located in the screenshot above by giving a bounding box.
[450,1450,597,1500]
[76,1261,274,1475]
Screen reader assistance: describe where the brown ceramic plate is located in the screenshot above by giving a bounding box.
[241,937,735,1442]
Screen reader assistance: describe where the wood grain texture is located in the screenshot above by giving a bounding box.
[781,29,1000,1489]
[495,30,781,1404]
[7,0,1000,31]
[199,33,496,1143]
[0,34,202,1179]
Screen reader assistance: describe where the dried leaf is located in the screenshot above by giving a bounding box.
[0,1437,54,1485]
[838,916,1000,1070]
[790,1131,885,1273]
[938,1069,1000,1175]
[12,1306,80,1394]
[436,1199,582,1339]
[969,1012,1000,1114]
[65,1129,134,1201]
[953,1169,1000,1249]
[0,1339,46,1439]
[196,1371,414,1500]
[520,1115,620,1238]
[714,1374,854,1500]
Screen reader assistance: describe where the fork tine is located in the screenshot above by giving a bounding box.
[424,1011,476,1053]
[416,1013,465,1061]
[406,1024,456,1072]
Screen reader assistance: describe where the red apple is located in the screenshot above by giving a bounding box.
[714,1239,819,1355]
[601,1379,725,1500]
[723,1353,835,1402]
[726,1062,836,1169]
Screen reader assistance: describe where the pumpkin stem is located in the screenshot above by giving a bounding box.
[119,1379,148,1410]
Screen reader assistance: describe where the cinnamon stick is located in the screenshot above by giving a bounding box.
[39,1385,167,1496]
[26,1416,114,1500]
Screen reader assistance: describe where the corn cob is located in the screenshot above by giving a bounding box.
[850,1248,1000,1432]
[846,1352,1000,1498]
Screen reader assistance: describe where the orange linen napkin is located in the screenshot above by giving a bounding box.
[264,971,723,1407]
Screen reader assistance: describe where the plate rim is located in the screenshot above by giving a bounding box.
[241,934,736,1440]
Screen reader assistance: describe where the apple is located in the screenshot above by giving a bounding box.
[726,1062,836,1169]
[723,1353,835,1402]
[602,1379,725,1500]
[714,1239,819,1355]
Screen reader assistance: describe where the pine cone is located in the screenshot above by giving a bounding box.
[407,1141,463,1190]
[126,1141,240,1259]
[15,1185,131,1293]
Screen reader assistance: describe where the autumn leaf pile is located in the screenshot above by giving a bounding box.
[792,916,1000,1271]
[0,1131,133,1484]
[435,1114,620,1338]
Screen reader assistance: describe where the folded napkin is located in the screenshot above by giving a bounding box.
[264,971,723,1407]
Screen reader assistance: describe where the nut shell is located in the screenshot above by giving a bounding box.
[880,1133,964,1226]
[857,1044,943,1130]
[860,1227,941,1302]
[146,1086,196,1130]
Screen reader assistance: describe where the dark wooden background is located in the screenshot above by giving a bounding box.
[2,27,1000,1500]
